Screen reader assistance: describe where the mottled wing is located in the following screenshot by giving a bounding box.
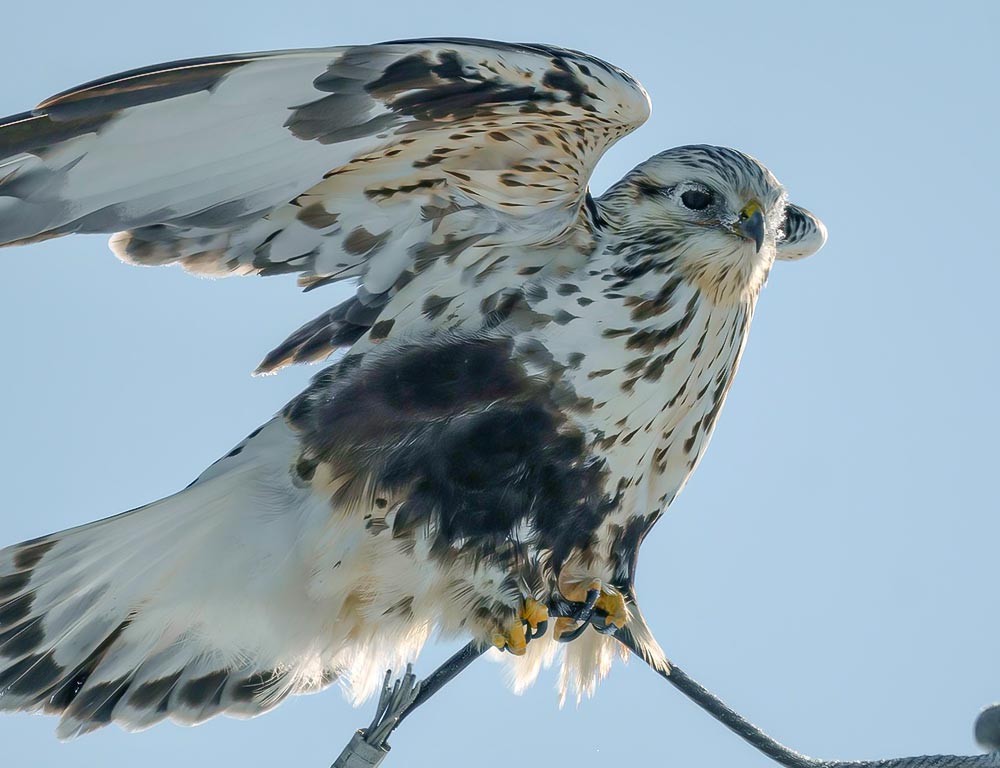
[776,203,827,261]
[0,39,649,368]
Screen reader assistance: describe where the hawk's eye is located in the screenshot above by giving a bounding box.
[680,189,714,210]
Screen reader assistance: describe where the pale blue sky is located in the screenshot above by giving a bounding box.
[1,2,997,766]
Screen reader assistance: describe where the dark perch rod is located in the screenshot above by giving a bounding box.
[333,608,1000,768]
[395,641,486,727]
[612,626,998,768]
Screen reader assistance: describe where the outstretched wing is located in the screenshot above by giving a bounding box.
[0,39,649,369]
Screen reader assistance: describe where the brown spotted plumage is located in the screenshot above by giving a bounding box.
[0,38,827,737]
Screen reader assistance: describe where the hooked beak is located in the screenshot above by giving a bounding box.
[736,201,765,253]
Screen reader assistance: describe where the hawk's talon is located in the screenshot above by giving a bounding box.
[492,619,527,655]
[521,597,549,635]
[555,580,630,642]
[592,619,620,636]
[493,597,550,654]
[554,587,600,643]
[527,619,548,640]
[594,590,628,630]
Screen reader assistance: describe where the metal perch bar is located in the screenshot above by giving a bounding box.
[332,605,1000,768]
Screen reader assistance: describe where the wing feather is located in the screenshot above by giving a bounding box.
[776,203,827,261]
[0,39,649,368]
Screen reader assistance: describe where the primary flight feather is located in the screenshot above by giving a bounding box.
[0,38,826,737]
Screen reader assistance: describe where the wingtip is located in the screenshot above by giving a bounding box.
[251,362,282,377]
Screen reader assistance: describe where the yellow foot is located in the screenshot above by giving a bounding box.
[555,579,629,640]
[491,597,550,656]
[521,597,549,636]
[492,620,527,656]
[552,616,580,640]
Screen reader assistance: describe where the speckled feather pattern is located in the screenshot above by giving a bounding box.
[0,38,826,736]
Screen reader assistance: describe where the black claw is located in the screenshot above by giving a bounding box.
[555,620,591,643]
[594,619,620,636]
[522,618,548,642]
[578,588,600,621]
[555,588,601,644]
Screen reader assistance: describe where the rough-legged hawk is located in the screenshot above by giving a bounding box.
[0,38,826,737]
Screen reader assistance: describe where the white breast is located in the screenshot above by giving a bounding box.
[532,272,753,518]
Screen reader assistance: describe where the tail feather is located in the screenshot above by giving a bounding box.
[618,599,670,675]
[0,419,346,737]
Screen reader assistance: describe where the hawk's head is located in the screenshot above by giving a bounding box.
[604,145,826,300]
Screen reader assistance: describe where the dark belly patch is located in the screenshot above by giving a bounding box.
[287,335,615,570]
